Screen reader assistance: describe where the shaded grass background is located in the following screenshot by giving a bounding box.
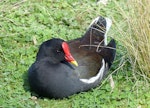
[112,0,150,78]
[0,0,150,107]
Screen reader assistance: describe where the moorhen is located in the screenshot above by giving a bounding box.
[28,16,116,99]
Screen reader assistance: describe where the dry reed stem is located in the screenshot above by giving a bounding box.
[113,0,150,79]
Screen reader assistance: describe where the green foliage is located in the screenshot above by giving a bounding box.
[0,0,150,108]
[111,0,150,78]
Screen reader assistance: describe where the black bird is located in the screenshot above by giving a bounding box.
[28,16,116,99]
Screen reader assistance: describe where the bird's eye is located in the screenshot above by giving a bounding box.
[56,50,61,53]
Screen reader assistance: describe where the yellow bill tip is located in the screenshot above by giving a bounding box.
[70,60,78,67]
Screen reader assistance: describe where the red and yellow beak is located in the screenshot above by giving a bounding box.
[62,42,78,67]
[65,55,78,67]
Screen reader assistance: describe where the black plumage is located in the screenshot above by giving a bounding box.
[28,16,116,99]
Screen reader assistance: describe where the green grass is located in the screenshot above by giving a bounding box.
[112,0,150,78]
[0,0,150,108]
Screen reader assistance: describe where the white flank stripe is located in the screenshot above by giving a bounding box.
[104,18,112,45]
[80,59,105,84]
[88,17,99,28]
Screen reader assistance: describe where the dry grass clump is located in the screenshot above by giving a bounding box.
[113,0,150,79]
